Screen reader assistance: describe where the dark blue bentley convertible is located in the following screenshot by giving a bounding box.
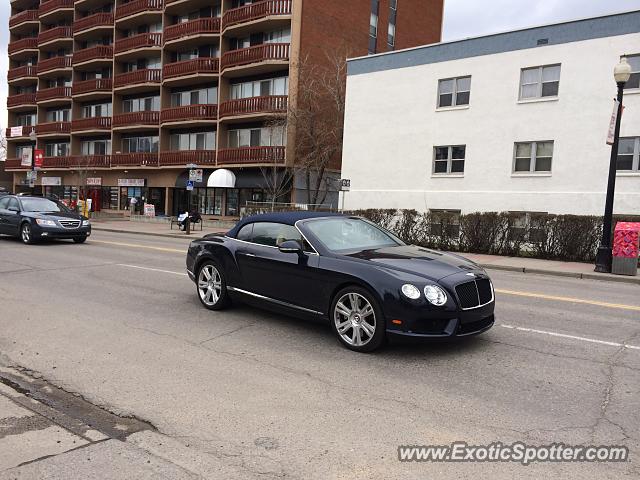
[186,212,494,352]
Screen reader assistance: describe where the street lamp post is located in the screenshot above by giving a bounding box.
[29,129,37,195]
[594,57,632,273]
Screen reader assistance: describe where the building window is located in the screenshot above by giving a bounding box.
[519,64,560,99]
[45,108,71,122]
[45,142,70,157]
[82,102,112,118]
[513,141,553,173]
[169,132,215,151]
[625,55,640,90]
[123,95,160,113]
[390,0,397,9]
[433,145,465,175]
[121,136,159,153]
[230,77,288,100]
[171,87,217,106]
[228,126,286,148]
[369,0,379,54]
[438,76,471,108]
[81,140,111,155]
[387,22,396,48]
[617,137,640,172]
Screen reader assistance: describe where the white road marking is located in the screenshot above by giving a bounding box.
[117,264,188,276]
[500,324,640,351]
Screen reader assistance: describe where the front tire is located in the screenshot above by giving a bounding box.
[196,260,230,310]
[330,286,386,352]
[20,223,35,245]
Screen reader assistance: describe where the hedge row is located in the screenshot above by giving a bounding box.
[348,209,640,263]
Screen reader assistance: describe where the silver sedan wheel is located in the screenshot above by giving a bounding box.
[21,224,31,243]
[334,292,376,347]
[198,264,222,307]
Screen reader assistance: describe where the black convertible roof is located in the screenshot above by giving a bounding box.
[227,211,344,237]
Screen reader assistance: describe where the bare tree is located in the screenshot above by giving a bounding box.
[72,155,100,213]
[259,114,293,211]
[0,130,7,163]
[287,49,349,209]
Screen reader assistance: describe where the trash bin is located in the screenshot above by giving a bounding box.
[612,222,640,276]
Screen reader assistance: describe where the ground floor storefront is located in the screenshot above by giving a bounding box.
[12,168,287,219]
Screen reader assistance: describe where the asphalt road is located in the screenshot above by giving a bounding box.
[0,231,638,479]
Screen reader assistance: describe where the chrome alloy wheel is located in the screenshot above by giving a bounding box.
[334,292,376,347]
[198,264,222,307]
[21,224,31,243]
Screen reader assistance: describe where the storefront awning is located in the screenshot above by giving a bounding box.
[207,169,236,188]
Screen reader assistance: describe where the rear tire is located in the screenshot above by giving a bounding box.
[73,236,87,244]
[330,286,386,352]
[196,260,230,311]
[20,223,35,245]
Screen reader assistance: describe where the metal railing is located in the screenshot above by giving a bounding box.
[73,45,113,64]
[159,150,216,166]
[112,111,160,127]
[72,78,113,95]
[114,33,162,54]
[164,17,220,43]
[74,13,114,34]
[219,95,287,118]
[223,0,292,29]
[37,55,73,74]
[115,0,163,20]
[221,43,289,70]
[113,68,162,88]
[217,146,286,165]
[161,104,218,123]
[163,57,219,78]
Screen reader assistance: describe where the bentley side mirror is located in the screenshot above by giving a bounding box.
[278,240,304,255]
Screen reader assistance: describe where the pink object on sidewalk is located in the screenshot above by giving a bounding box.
[613,222,640,259]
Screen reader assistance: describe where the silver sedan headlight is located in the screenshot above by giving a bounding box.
[401,284,421,300]
[424,285,447,306]
[35,219,56,227]
[82,220,91,226]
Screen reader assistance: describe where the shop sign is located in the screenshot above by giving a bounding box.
[41,177,61,186]
[144,203,156,217]
[118,178,145,187]
[86,178,102,186]
[21,149,32,167]
[10,126,23,137]
[34,149,44,170]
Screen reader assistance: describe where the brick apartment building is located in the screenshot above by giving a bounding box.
[5,0,442,217]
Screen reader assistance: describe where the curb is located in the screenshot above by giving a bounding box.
[91,226,212,240]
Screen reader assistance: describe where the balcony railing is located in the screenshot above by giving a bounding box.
[9,10,39,28]
[114,33,162,55]
[111,153,159,167]
[221,43,289,70]
[36,86,72,102]
[71,117,112,131]
[115,0,163,21]
[7,93,37,107]
[38,26,73,45]
[164,17,220,43]
[36,121,71,135]
[159,150,216,166]
[74,13,114,34]
[222,0,292,29]
[112,111,160,127]
[217,146,285,165]
[37,56,72,74]
[163,58,219,79]
[40,156,112,168]
[113,69,161,88]
[8,65,38,81]
[73,45,113,64]
[5,127,28,138]
[161,104,218,123]
[219,95,287,118]
[72,78,113,95]
[8,38,38,55]
[39,0,74,16]
[4,159,29,170]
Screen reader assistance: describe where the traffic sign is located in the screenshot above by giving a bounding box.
[340,179,351,191]
[186,180,194,191]
[189,169,203,183]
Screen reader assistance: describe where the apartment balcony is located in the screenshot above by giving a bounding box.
[36,121,72,136]
[72,78,113,99]
[38,26,73,47]
[222,0,292,31]
[37,56,73,75]
[9,10,39,31]
[112,111,160,129]
[7,65,38,84]
[160,104,218,126]
[71,117,112,133]
[164,17,220,45]
[5,126,34,139]
[159,150,216,167]
[40,155,112,169]
[221,43,289,77]
[36,86,72,104]
[217,146,285,165]
[114,33,162,57]
[219,95,287,120]
[39,0,74,20]
[7,93,37,110]
[8,38,39,57]
[111,153,159,168]
[113,69,161,92]
[73,46,114,66]
[73,13,114,36]
[4,159,30,170]
[115,0,163,23]
[162,58,219,85]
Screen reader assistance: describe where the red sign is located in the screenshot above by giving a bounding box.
[34,149,44,170]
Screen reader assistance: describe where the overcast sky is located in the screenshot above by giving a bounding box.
[1,0,640,131]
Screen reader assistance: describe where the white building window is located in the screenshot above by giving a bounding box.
[433,145,465,174]
[81,139,111,155]
[519,64,560,99]
[625,55,640,90]
[437,76,471,108]
[617,137,640,172]
[46,108,71,122]
[514,141,553,173]
[387,22,396,47]
[45,142,70,157]
[228,126,286,148]
[230,77,288,100]
[169,132,215,151]
[369,12,378,38]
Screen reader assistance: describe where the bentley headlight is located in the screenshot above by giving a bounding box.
[401,284,421,300]
[82,220,91,226]
[424,285,447,306]
[35,219,56,227]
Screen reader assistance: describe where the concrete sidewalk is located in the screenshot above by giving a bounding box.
[90,219,639,284]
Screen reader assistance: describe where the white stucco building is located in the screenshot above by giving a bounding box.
[341,10,640,217]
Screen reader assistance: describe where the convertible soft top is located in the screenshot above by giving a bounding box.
[227,211,345,238]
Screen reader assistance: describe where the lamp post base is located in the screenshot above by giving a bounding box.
[594,246,612,273]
